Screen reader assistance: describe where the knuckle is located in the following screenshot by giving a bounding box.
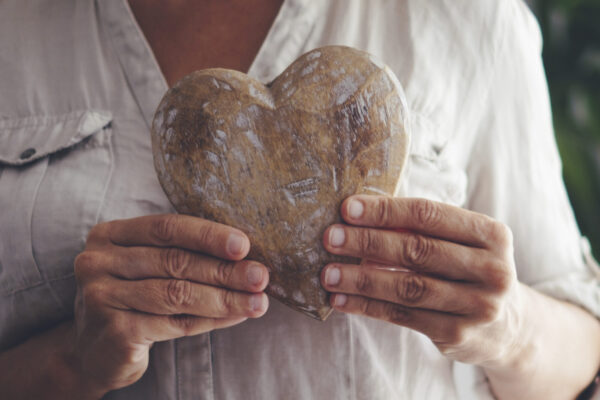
[376,197,391,225]
[162,248,190,279]
[393,274,426,304]
[74,251,101,278]
[385,303,411,325]
[478,298,501,323]
[483,259,513,292]
[402,234,432,267]
[217,289,236,315]
[411,199,442,229]
[444,324,467,347]
[357,297,375,315]
[196,223,218,249]
[354,271,373,295]
[169,314,198,336]
[151,215,179,244]
[165,279,193,309]
[215,260,236,286]
[487,220,513,248]
[358,229,383,256]
[87,222,110,242]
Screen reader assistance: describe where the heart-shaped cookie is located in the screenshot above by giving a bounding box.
[151,46,409,320]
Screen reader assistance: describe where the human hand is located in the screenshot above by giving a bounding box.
[321,195,525,368]
[72,214,269,396]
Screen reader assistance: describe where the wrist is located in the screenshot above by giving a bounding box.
[483,284,600,400]
[476,283,536,373]
[0,320,108,400]
[53,321,109,400]
[482,284,541,394]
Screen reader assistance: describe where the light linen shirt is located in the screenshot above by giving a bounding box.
[1,0,599,399]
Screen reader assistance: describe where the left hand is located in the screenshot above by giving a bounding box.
[321,195,525,368]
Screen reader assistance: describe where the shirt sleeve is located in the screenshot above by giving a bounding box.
[465,0,600,318]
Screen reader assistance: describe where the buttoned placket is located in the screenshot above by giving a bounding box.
[95,0,331,399]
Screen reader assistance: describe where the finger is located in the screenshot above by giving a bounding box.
[330,294,470,344]
[361,259,411,272]
[130,312,248,343]
[340,196,512,249]
[321,264,482,314]
[105,214,250,260]
[323,225,494,282]
[106,278,269,318]
[99,246,268,293]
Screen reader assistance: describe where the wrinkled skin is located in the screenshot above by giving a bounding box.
[321,195,523,368]
[72,214,269,394]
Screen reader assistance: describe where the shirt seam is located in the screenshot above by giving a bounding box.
[175,338,181,400]
[0,109,109,130]
[119,0,169,92]
[464,0,514,192]
[347,315,357,400]
[96,0,165,130]
[1,271,75,297]
[208,331,215,400]
[99,1,147,129]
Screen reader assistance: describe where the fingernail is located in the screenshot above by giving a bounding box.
[333,294,347,307]
[247,264,263,285]
[329,227,345,247]
[348,199,364,219]
[325,267,341,286]
[250,294,265,312]
[227,233,245,256]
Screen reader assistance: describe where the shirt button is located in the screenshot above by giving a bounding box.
[19,148,36,160]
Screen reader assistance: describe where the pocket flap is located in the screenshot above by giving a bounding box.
[396,111,468,206]
[0,110,113,166]
[408,112,448,160]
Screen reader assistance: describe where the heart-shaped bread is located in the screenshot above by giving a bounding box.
[151,46,409,320]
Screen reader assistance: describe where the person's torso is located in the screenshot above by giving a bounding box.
[0,0,510,398]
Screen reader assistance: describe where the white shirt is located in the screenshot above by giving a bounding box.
[0,0,598,399]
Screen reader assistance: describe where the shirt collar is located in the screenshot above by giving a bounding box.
[97,0,320,129]
[97,0,168,129]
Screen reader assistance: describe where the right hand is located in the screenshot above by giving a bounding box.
[71,214,269,396]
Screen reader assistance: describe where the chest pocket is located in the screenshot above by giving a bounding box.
[0,110,113,347]
[395,112,467,206]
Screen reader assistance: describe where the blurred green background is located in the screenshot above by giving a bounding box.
[529,0,600,257]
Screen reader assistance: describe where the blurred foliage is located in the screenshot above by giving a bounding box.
[533,0,600,257]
